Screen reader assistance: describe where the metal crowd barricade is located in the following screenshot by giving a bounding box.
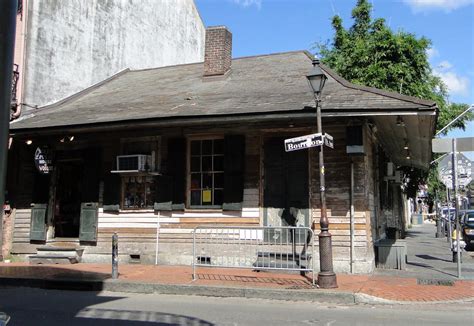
[192,226,315,285]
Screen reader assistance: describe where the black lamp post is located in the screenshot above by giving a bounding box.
[306,59,337,289]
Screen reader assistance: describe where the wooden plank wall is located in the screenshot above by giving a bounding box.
[309,121,373,264]
[92,133,262,255]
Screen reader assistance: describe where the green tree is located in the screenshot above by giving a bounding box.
[316,0,472,199]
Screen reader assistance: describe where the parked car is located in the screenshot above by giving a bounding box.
[461,210,474,246]
[443,209,456,235]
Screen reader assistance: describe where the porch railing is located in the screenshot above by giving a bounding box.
[11,64,19,106]
[192,226,315,284]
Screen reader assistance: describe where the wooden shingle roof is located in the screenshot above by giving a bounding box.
[11,51,436,131]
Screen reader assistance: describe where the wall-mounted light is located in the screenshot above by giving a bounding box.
[403,139,409,150]
[25,140,33,145]
[406,150,411,160]
[68,136,75,141]
[60,137,65,143]
[396,116,405,127]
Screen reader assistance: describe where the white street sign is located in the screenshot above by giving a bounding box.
[284,133,335,152]
[324,133,334,149]
[284,133,323,152]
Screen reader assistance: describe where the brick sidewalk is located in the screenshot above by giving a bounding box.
[1,262,473,302]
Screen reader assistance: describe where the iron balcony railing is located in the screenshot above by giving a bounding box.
[11,64,19,107]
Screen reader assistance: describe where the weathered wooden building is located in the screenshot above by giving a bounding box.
[6,27,437,272]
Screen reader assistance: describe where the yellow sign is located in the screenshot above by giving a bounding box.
[202,189,212,203]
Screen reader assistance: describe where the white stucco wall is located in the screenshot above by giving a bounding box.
[22,0,205,108]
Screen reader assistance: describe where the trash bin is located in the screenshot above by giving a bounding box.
[374,239,407,270]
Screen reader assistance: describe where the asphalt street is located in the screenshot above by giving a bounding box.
[0,287,473,326]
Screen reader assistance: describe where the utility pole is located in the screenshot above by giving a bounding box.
[0,0,18,261]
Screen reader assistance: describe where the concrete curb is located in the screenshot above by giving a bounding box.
[0,276,355,304]
[2,277,473,305]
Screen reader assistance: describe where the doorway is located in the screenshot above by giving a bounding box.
[54,160,83,238]
[263,137,310,239]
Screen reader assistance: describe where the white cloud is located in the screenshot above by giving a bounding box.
[230,0,262,9]
[404,0,474,12]
[434,64,470,96]
[437,60,453,70]
[426,47,439,60]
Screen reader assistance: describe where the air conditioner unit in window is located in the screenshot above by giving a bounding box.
[116,155,151,172]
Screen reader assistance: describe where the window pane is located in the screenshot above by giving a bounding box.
[191,141,200,155]
[214,172,224,188]
[123,177,155,209]
[214,189,223,206]
[202,140,212,155]
[190,157,200,172]
[213,156,224,171]
[214,139,224,154]
[202,173,212,188]
[202,156,212,172]
[191,190,201,206]
[191,173,201,190]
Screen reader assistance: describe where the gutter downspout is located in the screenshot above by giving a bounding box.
[350,159,355,274]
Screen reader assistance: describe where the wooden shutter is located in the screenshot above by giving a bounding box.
[167,138,186,210]
[79,202,99,242]
[81,148,101,203]
[103,172,121,212]
[223,135,245,210]
[32,173,50,203]
[30,203,47,242]
[154,175,173,211]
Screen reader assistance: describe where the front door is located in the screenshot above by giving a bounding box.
[54,161,83,237]
[263,137,309,241]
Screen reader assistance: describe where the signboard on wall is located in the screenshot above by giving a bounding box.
[34,147,53,174]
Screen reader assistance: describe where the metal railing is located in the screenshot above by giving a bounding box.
[192,226,315,284]
[11,64,19,105]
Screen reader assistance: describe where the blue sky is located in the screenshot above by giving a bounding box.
[195,0,474,157]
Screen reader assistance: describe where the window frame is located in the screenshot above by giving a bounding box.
[118,136,161,210]
[187,135,224,209]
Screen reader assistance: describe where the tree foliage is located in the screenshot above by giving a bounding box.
[315,0,472,199]
[316,0,471,132]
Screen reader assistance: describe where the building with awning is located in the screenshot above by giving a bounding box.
[6,26,437,272]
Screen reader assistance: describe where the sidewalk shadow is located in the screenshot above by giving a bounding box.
[195,273,313,289]
[403,231,424,238]
[76,308,214,325]
[415,254,452,263]
[406,261,457,278]
[0,265,215,325]
[0,265,110,282]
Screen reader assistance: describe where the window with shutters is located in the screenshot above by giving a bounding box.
[117,136,160,210]
[188,137,224,208]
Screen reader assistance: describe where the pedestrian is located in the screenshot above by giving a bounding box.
[451,227,466,263]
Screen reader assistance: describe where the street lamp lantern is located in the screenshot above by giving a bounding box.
[306,58,337,289]
[307,59,327,100]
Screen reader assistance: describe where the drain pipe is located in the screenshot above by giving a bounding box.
[350,159,355,273]
[155,211,160,265]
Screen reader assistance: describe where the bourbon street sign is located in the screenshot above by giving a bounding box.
[284,133,334,152]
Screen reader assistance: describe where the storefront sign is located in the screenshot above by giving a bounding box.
[34,147,53,174]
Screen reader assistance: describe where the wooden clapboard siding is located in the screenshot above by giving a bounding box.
[308,121,374,261]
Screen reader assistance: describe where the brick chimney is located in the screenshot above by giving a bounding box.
[204,26,232,77]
